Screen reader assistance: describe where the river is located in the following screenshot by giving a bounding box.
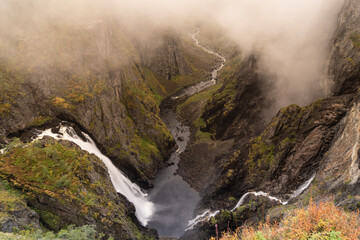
[146,30,226,237]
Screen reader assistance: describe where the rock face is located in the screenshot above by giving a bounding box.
[142,33,193,80]
[0,21,213,188]
[0,179,41,232]
[317,93,360,190]
[0,137,156,239]
[201,55,267,141]
[328,0,360,95]
[182,0,360,239]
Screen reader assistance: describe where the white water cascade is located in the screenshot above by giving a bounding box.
[35,125,154,226]
[187,173,316,230]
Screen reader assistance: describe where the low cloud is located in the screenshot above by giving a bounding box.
[0,0,344,109]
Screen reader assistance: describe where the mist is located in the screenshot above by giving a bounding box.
[214,0,344,111]
[0,0,344,109]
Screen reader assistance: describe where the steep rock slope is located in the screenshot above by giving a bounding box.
[0,18,217,187]
[328,0,360,95]
[0,137,156,239]
[182,0,360,239]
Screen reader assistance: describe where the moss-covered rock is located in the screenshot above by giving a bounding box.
[0,137,157,240]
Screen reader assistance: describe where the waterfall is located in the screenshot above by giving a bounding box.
[35,125,154,226]
[187,173,316,230]
[186,210,219,231]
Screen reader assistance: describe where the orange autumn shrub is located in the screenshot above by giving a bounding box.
[211,199,360,240]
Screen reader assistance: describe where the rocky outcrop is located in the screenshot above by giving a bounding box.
[201,56,268,141]
[328,0,360,95]
[141,33,193,80]
[0,137,157,239]
[317,92,360,195]
[0,179,41,232]
[182,195,279,240]
[182,1,360,238]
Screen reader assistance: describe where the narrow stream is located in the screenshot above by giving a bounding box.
[145,30,226,237]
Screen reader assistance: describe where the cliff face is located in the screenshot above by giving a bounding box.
[182,0,360,239]
[201,56,267,141]
[0,19,213,187]
[0,137,156,239]
[0,12,220,237]
[328,0,360,95]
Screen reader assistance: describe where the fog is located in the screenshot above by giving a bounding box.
[0,0,344,108]
[214,0,343,110]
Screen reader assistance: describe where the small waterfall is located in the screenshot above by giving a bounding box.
[287,173,316,199]
[36,125,154,226]
[186,210,219,231]
[187,173,316,230]
[231,191,287,212]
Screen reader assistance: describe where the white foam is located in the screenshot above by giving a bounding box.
[187,173,316,230]
[186,209,220,231]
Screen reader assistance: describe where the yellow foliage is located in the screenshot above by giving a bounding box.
[213,199,360,240]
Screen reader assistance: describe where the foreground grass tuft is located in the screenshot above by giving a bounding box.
[212,200,360,240]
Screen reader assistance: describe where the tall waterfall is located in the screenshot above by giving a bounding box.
[36,125,153,226]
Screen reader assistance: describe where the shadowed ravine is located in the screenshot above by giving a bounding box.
[147,31,226,237]
[31,30,226,238]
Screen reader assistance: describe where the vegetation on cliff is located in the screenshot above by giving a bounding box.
[0,137,155,240]
[211,200,360,240]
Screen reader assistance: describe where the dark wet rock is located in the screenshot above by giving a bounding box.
[201,55,268,141]
[0,200,40,233]
[166,162,175,167]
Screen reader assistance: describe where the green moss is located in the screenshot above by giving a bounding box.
[0,103,11,116]
[138,137,160,163]
[0,138,152,239]
[27,116,54,127]
[247,136,275,170]
[0,139,97,211]
[51,97,74,110]
[0,179,27,220]
[350,32,360,49]
[36,210,61,231]
[346,57,356,66]
[0,65,26,116]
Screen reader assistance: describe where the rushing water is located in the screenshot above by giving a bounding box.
[187,173,316,229]
[35,126,154,226]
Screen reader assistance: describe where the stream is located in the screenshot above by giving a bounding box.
[146,30,226,237]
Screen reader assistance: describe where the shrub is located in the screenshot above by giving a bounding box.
[211,199,360,240]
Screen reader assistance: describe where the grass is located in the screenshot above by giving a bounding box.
[0,225,111,240]
[349,32,360,49]
[246,136,275,171]
[0,138,152,239]
[27,116,54,127]
[0,64,26,116]
[211,200,360,240]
